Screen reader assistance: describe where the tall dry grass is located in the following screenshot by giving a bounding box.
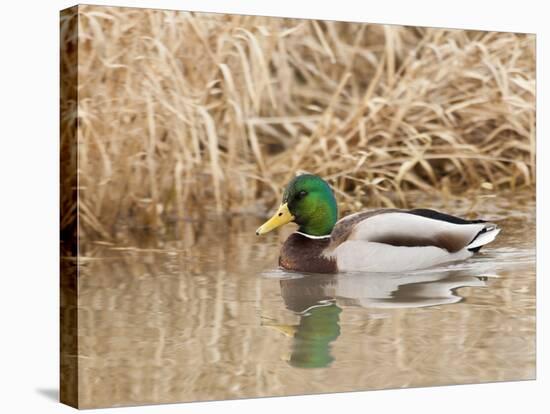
[62,5,535,239]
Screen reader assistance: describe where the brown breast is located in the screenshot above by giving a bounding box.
[279,233,337,274]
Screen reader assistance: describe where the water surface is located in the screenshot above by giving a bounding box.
[76,195,535,408]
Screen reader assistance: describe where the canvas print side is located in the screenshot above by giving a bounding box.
[60,5,79,409]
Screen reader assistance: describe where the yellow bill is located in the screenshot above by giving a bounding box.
[256,203,295,235]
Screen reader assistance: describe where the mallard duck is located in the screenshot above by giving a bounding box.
[256,174,500,273]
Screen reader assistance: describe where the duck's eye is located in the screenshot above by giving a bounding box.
[298,190,307,199]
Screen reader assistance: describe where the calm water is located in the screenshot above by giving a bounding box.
[76,195,535,408]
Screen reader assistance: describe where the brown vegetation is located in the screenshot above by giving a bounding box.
[61,5,536,239]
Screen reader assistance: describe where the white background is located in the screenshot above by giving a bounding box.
[0,0,547,412]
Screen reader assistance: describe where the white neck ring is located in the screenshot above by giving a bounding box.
[295,231,331,240]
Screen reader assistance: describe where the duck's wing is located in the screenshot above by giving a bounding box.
[328,209,500,272]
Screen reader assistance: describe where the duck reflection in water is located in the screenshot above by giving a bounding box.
[265,275,341,369]
[264,268,495,369]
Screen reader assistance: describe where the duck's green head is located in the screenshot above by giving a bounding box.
[256,174,338,237]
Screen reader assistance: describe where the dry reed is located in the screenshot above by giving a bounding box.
[62,5,536,239]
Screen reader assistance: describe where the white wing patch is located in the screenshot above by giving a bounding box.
[332,241,473,273]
